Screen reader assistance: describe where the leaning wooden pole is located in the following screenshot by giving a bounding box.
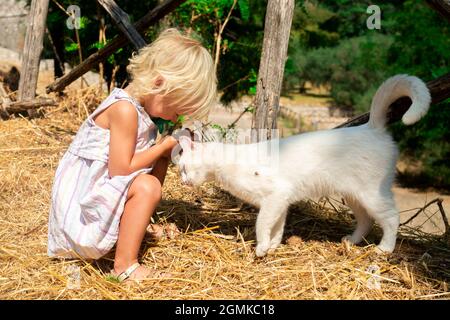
[46,0,186,93]
[18,0,49,116]
[97,0,147,49]
[252,0,295,141]
[425,0,450,23]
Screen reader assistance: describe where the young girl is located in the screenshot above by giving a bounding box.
[48,29,217,282]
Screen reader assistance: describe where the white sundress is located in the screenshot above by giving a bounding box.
[47,88,158,260]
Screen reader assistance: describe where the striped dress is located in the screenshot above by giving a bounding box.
[47,88,158,260]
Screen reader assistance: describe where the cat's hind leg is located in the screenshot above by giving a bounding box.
[255,198,289,257]
[342,197,373,245]
[362,192,399,253]
[373,208,399,253]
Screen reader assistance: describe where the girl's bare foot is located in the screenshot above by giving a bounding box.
[111,263,171,282]
[146,223,181,241]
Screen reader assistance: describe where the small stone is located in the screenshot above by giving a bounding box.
[286,235,303,246]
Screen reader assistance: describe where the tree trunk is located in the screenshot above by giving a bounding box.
[18,0,49,116]
[252,0,295,141]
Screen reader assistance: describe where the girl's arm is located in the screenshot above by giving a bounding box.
[107,101,176,177]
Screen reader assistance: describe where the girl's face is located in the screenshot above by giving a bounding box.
[140,94,180,123]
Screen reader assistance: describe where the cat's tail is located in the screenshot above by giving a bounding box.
[368,74,431,129]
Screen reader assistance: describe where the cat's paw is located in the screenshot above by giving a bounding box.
[341,235,359,245]
[269,239,282,250]
[374,244,395,255]
[341,234,363,244]
[255,243,270,257]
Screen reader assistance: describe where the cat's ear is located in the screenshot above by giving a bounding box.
[179,135,193,151]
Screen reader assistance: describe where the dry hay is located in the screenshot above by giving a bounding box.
[0,87,449,300]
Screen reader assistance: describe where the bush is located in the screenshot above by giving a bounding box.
[391,101,450,189]
[293,34,393,112]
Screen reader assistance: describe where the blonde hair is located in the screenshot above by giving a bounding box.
[127,28,217,121]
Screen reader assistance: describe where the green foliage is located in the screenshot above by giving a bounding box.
[391,101,450,188]
[64,42,79,53]
[172,0,263,103]
[247,68,257,95]
[237,0,250,21]
[386,0,450,80]
[153,115,186,135]
[104,274,121,283]
[291,34,393,111]
[78,16,89,30]
[386,0,450,187]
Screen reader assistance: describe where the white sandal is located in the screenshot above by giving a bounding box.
[114,262,141,283]
[110,263,172,283]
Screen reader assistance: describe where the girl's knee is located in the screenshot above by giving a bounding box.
[129,174,162,202]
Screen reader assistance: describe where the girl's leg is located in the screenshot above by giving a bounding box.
[146,157,181,239]
[113,174,162,279]
[151,156,170,186]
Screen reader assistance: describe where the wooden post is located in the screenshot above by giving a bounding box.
[18,0,49,116]
[97,0,146,50]
[252,0,294,141]
[0,84,12,119]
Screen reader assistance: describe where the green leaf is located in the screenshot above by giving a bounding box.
[65,43,79,53]
[152,115,186,134]
[153,118,173,134]
[105,274,121,283]
[237,0,250,21]
[89,41,106,50]
[79,16,89,29]
[177,115,186,124]
[245,106,255,113]
[249,68,258,83]
[211,123,224,130]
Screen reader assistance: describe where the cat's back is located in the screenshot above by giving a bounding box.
[277,125,397,173]
[280,125,394,152]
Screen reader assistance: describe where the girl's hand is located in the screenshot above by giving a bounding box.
[158,135,179,158]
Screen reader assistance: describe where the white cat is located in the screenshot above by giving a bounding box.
[177,75,431,257]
